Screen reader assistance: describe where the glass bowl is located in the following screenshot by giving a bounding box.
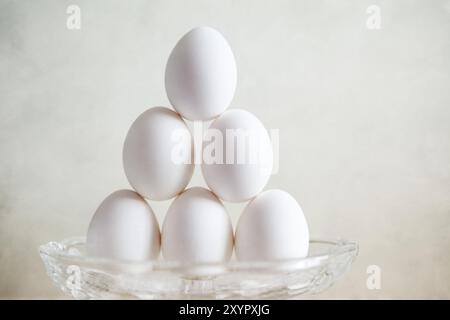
[39,237,358,299]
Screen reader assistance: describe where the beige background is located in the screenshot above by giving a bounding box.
[1,0,449,299]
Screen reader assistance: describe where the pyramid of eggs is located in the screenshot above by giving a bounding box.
[86,27,309,264]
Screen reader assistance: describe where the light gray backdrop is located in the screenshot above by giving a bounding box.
[1,0,449,299]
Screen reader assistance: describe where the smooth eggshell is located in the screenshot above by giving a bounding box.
[165,26,237,120]
[123,107,194,200]
[86,190,160,261]
[161,187,233,263]
[235,189,309,261]
[201,109,273,202]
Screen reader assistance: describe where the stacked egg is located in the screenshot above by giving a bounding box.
[86,27,309,265]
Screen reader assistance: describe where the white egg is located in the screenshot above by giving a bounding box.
[123,107,194,200]
[201,109,273,202]
[235,189,309,261]
[86,190,160,261]
[161,187,233,263]
[165,26,237,120]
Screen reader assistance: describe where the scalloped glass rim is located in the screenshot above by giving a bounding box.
[39,237,358,299]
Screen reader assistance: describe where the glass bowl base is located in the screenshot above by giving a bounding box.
[39,237,358,299]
